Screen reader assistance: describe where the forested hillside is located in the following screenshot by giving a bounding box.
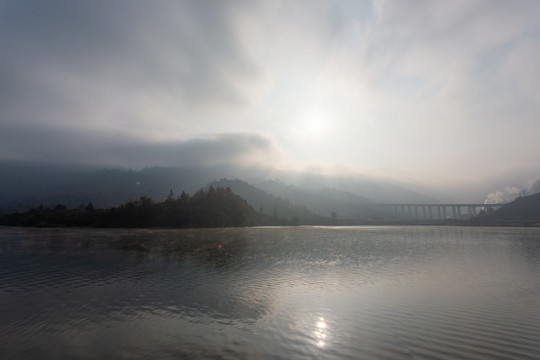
[0,187,261,228]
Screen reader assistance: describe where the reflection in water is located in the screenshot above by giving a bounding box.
[315,317,327,347]
[1,226,540,359]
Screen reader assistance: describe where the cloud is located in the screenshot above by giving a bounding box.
[0,121,281,168]
[106,132,283,169]
[346,0,540,177]
[1,0,540,193]
[0,0,266,137]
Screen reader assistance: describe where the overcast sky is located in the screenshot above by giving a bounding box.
[2,0,540,192]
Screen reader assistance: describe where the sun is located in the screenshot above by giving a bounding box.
[300,107,330,139]
[306,116,326,136]
[284,89,341,149]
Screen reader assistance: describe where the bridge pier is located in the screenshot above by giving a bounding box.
[376,203,504,220]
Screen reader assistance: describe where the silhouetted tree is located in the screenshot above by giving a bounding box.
[0,187,263,228]
[179,191,190,202]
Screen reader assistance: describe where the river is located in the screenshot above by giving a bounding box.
[1,226,539,359]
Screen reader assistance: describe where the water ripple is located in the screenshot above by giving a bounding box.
[1,226,540,359]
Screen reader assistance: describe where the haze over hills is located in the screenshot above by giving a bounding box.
[210,178,391,220]
[2,161,540,222]
[255,180,383,218]
[0,161,439,213]
[209,179,321,222]
[526,180,540,197]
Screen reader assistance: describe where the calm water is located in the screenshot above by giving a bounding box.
[1,226,539,359]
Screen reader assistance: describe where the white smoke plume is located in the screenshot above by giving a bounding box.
[484,186,522,204]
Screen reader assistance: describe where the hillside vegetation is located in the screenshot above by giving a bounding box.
[0,187,260,228]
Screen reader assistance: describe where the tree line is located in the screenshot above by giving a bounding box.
[0,186,314,228]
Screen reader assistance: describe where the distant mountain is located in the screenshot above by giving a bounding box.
[209,179,397,220]
[0,163,232,210]
[293,175,438,204]
[0,161,441,213]
[256,180,374,217]
[526,180,540,196]
[209,179,323,223]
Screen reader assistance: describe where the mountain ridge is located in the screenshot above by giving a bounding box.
[0,162,445,212]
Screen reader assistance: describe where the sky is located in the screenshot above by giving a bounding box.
[2,0,540,196]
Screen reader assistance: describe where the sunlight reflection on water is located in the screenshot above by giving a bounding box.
[315,317,328,347]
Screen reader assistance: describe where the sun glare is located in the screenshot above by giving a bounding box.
[314,317,328,348]
[299,106,330,139]
[307,117,325,136]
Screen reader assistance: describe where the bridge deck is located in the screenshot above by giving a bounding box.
[372,203,506,220]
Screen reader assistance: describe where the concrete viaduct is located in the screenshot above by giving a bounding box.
[374,203,505,220]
